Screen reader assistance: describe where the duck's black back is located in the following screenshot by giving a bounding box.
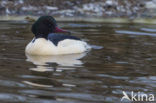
[48,33,81,46]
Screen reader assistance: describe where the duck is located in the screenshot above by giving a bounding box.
[25,16,91,55]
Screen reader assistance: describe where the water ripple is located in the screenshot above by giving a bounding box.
[116,30,156,37]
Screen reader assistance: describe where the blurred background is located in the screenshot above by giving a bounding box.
[0,0,156,18]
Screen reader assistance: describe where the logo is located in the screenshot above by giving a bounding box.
[121,91,155,102]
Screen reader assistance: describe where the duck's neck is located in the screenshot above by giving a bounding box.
[35,34,48,39]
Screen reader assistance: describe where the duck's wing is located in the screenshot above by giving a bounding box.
[48,33,81,46]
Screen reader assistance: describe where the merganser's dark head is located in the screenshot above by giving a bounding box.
[31,16,69,38]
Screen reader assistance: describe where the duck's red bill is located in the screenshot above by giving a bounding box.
[54,27,69,33]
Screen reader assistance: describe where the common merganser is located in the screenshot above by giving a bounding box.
[25,16,91,55]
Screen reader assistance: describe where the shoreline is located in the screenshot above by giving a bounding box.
[0,15,156,24]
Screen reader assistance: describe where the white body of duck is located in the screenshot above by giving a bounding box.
[25,38,90,55]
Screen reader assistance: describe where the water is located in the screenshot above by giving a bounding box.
[0,20,156,103]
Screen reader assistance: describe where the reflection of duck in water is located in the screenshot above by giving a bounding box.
[25,16,91,55]
[26,53,86,72]
[24,53,85,88]
[26,53,86,67]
